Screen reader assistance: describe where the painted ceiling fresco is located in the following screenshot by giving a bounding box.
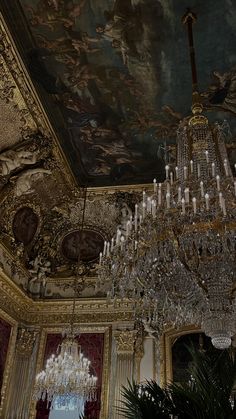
[1,0,236,186]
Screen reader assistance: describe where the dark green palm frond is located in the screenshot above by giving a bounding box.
[118,380,170,419]
[120,346,236,419]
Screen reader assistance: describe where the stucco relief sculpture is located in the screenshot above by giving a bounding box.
[15,167,51,196]
[0,149,39,176]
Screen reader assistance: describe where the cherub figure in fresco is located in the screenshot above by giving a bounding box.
[66,64,102,90]
[36,34,73,54]
[203,69,236,116]
[71,33,100,55]
[96,0,143,61]
[118,72,144,97]
[65,0,86,23]
[26,5,74,30]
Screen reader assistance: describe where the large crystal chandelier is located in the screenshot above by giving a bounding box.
[34,189,97,414]
[98,11,236,350]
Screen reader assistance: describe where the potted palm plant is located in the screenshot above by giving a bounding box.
[120,347,236,419]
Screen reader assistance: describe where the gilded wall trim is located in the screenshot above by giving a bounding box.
[161,325,200,385]
[29,326,111,419]
[0,308,18,418]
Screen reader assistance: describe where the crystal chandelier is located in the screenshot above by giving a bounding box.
[34,189,97,414]
[98,11,236,350]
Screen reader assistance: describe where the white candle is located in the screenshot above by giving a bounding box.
[166,192,170,209]
[151,199,156,217]
[134,216,138,232]
[221,198,227,216]
[147,197,151,213]
[166,182,170,194]
[175,166,179,179]
[158,189,162,206]
[200,181,204,198]
[139,214,142,225]
[135,240,138,250]
[103,240,107,256]
[170,172,173,185]
[211,162,215,177]
[192,197,197,214]
[205,193,210,210]
[216,175,220,191]
[126,221,130,238]
[234,181,236,196]
[234,163,236,174]
[135,203,138,218]
[190,160,193,173]
[181,198,185,215]
[178,187,181,203]
[99,252,102,264]
[111,238,114,252]
[197,163,201,178]
[116,229,121,246]
[153,178,157,193]
[143,190,146,204]
[184,166,188,180]
[184,187,190,203]
[165,165,169,179]
[219,192,223,209]
[106,241,110,257]
[205,150,209,163]
[120,236,125,251]
[224,159,229,176]
[142,202,146,218]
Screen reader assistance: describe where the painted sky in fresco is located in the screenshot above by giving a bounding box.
[1,0,236,186]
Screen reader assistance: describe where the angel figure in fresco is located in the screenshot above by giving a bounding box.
[66,64,102,90]
[71,33,100,55]
[36,34,73,54]
[26,5,74,30]
[96,0,143,61]
[0,149,38,176]
[65,0,86,23]
[203,69,236,116]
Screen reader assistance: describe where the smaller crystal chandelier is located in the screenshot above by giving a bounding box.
[33,189,97,415]
[34,334,97,411]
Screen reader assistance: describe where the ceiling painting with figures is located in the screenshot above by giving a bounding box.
[1,0,236,186]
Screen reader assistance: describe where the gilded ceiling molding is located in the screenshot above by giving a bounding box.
[0,270,134,325]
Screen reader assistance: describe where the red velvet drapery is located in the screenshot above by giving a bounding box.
[36,333,104,419]
[0,318,11,403]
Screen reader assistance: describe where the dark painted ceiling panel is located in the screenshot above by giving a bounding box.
[1,0,236,186]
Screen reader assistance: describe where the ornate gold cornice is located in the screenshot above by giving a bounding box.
[0,270,134,325]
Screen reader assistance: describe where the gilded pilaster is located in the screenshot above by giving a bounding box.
[112,330,136,419]
[5,328,38,419]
